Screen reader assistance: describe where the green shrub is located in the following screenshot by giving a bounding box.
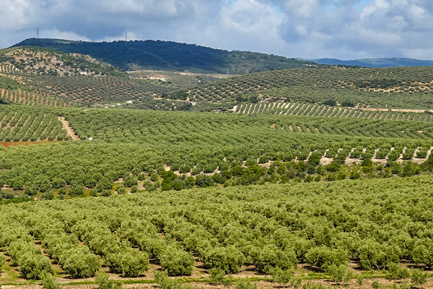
[325,264,353,283]
[387,263,409,280]
[41,274,60,289]
[305,246,347,271]
[19,253,54,279]
[411,269,427,285]
[208,267,233,285]
[356,276,364,286]
[139,237,165,259]
[154,271,180,289]
[124,175,137,187]
[61,249,100,278]
[130,185,138,193]
[254,244,297,274]
[160,247,194,276]
[202,246,245,274]
[95,272,122,289]
[412,240,433,267]
[106,249,148,277]
[372,280,381,289]
[236,279,257,289]
[272,267,295,287]
[0,254,5,272]
[356,240,385,270]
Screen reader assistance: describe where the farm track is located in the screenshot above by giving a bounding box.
[58,117,80,141]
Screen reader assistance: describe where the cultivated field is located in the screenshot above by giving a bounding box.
[2,50,433,289]
[2,177,433,289]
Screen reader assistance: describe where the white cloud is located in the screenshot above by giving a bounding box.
[97,31,140,42]
[194,0,287,54]
[0,0,34,30]
[42,29,91,41]
[283,0,319,18]
[400,48,433,60]
[1,0,433,60]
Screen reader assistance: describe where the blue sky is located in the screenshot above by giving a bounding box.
[355,0,372,11]
[1,0,432,60]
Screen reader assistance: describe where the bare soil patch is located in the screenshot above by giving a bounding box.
[58,117,80,141]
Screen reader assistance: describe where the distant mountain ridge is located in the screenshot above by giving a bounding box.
[313,57,433,68]
[13,38,316,74]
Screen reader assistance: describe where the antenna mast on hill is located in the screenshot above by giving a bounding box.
[125,32,127,42]
[36,27,39,39]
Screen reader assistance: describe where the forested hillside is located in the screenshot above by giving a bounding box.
[14,38,316,73]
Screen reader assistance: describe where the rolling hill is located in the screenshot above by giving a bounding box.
[181,66,433,111]
[0,46,184,108]
[3,47,433,112]
[13,38,317,74]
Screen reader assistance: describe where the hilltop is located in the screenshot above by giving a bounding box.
[13,38,316,74]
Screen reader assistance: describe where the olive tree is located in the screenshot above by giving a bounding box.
[160,246,194,276]
[202,246,245,274]
[61,248,100,278]
[254,245,297,274]
[106,249,149,277]
[305,246,347,271]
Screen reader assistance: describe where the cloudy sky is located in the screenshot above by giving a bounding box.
[1,0,433,60]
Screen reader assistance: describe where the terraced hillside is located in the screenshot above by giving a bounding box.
[0,47,185,108]
[183,66,433,111]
